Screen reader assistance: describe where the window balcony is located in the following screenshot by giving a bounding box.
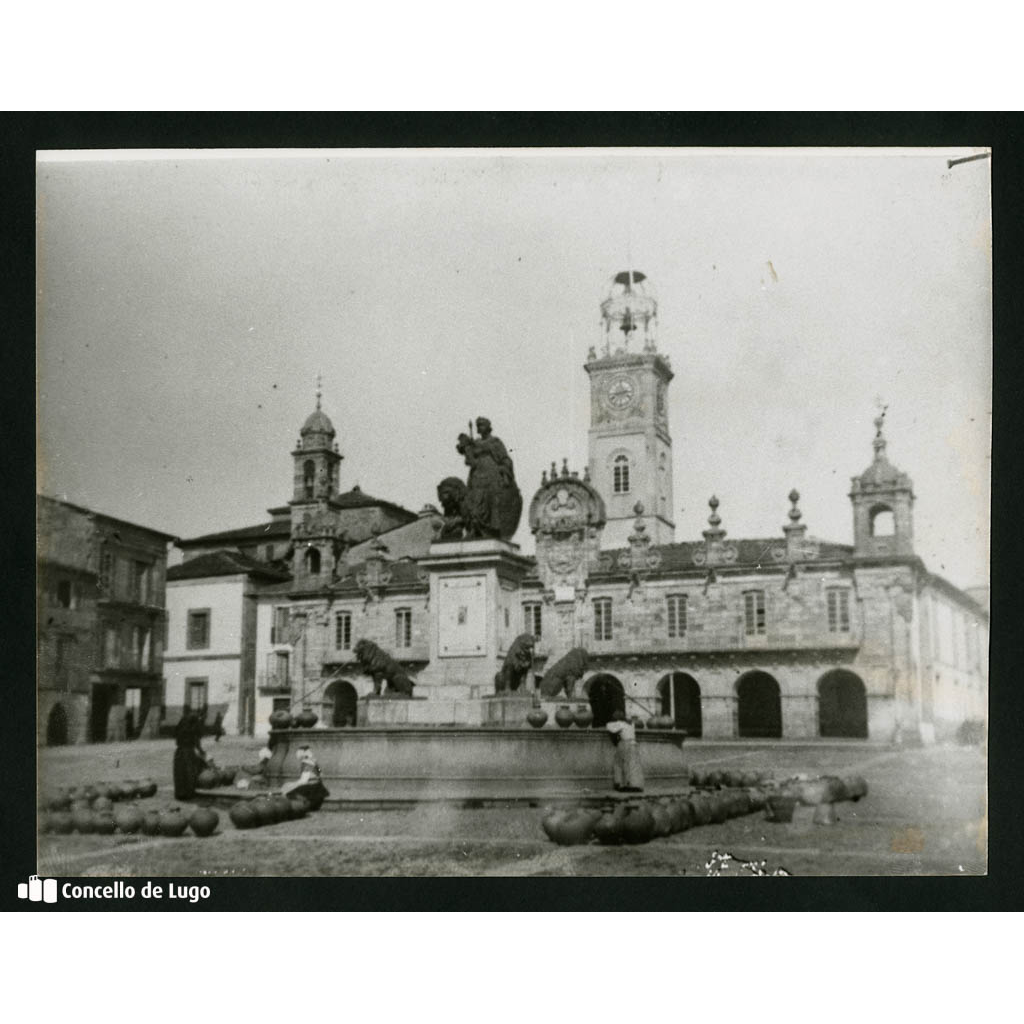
[257,672,291,695]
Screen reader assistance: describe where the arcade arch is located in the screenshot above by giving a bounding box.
[657,672,702,736]
[817,669,868,738]
[583,673,626,728]
[322,679,359,727]
[736,671,782,738]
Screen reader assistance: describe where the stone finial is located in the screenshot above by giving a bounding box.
[315,371,323,411]
[550,461,558,480]
[633,500,645,517]
[583,465,591,483]
[873,408,888,460]
[541,469,548,486]
[787,489,802,523]
[561,458,569,478]
[628,502,649,551]
[587,345,597,361]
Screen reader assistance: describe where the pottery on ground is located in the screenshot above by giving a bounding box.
[251,797,277,826]
[229,802,259,830]
[189,807,220,837]
[141,810,162,835]
[765,795,798,823]
[92,811,116,835]
[288,795,310,818]
[158,809,190,837]
[621,803,656,844]
[593,806,629,845]
[844,776,869,801]
[269,795,293,822]
[197,768,220,790]
[650,803,674,838]
[50,811,74,834]
[114,805,144,834]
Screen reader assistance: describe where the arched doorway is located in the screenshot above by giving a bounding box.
[657,672,702,736]
[736,672,782,738]
[323,680,358,727]
[818,670,868,738]
[46,703,69,746]
[584,674,626,728]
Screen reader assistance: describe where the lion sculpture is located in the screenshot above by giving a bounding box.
[539,647,589,700]
[435,477,468,542]
[494,633,536,694]
[353,638,415,697]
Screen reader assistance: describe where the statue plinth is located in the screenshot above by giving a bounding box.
[415,539,534,699]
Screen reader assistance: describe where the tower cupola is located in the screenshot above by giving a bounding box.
[849,412,915,557]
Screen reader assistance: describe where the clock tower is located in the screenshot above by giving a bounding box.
[585,271,675,549]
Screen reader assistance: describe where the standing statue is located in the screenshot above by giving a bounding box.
[455,417,523,540]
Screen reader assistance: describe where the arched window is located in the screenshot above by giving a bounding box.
[305,547,321,574]
[613,455,630,494]
[870,505,895,536]
[303,460,316,499]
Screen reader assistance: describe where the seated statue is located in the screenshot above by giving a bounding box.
[539,647,589,700]
[354,638,416,697]
[494,633,536,694]
[436,477,468,541]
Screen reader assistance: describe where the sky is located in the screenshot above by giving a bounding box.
[36,148,991,589]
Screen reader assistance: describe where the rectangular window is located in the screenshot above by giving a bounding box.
[395,608,412,648]
[743,591,766,636]
[523,602,542,639]
[271,606,290,645]
[103,625,120,667]
[187,609,211,650]
[826,588,851,633]
[185,678,208,710]
[667,594,687,638]
[98,548,112,593]
[593,597,613,641]
[335,610,352,650]
[131,561,151,604]
[266,650,289,686]
[56,578,74,608]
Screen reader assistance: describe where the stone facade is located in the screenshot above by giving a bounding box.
[37,496,173,745]
[162,272,988,743]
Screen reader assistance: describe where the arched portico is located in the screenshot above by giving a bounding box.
[583,673,626,728]
[818,669,868,738]
[657,672,702,736]
[736,671,782,738]
[322,679,359,727]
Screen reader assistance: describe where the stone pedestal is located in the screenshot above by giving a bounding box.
[415,539,534,699]
[481,694,535,727]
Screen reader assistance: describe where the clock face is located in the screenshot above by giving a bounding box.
[606,375,636,410]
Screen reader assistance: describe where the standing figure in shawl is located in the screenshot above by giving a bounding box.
[455,417,523,539]
[606,710,645,793]
[172,709,209,800]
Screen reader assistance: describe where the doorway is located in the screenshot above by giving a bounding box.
[736,672,782,738]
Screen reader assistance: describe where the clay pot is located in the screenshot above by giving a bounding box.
[687,795,712,827]
[844,776,868,802]
[741,771,759,788]
[229,802,259,830]
[688,768,704,787]
[251,797,277,826]
[141,810,162,835]
[48,790,72,812]
[189,807,220,837]
[288,795,310,819]
[81,785,99,803]
[50,811,74,835]
[269,710,293,730]
[138,779,158,799]
[630,716,646,730]
[219,767,238,787]
[593,806,629,845]
[621,803,656,845]
[821,776,848,803]
[197,768,219,790]
[72,807,95,833]
[573,705,594,729]
[669,799,693,834]
[92,795,113,813]
[269,795,293,822]
[708,794,729,824]
[765,795,798,823]
[123,780,142,799]
[542,808,600,846]
[746,788,767,812]
[650,803,674,838]
[729,791,753,817]
[92,811,116,835]
[554,705,575,729]
[526,707,549,729]
[114,805,144,835]
[158,808,190,837]
[295,707,319,728]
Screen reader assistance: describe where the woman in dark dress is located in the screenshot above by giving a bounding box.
[173,710,207,800]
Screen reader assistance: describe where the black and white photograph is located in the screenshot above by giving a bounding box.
[33,144,991,882]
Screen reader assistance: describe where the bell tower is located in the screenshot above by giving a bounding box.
[849,413,915,557]
[585,271,675,549]
[290,378,345,583]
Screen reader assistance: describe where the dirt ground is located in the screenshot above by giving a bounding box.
[36,738,987,877]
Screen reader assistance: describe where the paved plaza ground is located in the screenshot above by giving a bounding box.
[37,736,987,877]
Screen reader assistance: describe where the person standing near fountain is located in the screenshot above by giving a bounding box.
[173,709,208,800]
[606,710,645,793]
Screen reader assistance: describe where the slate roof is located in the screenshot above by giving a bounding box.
[330,487,417,520]
[177,520,291,548]
[167,550,291,582]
